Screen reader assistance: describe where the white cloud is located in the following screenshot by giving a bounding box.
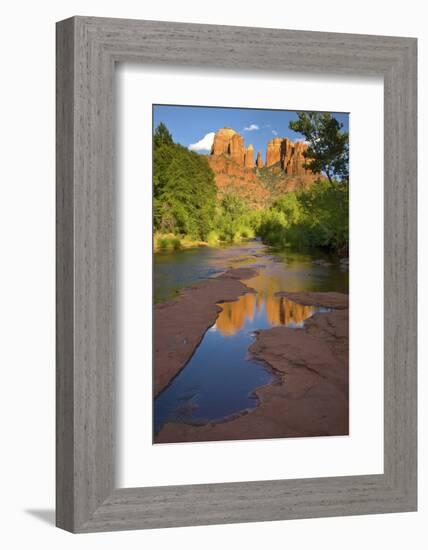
[243,124,259,131]
[188,132,215,152]
[272,129,278,136]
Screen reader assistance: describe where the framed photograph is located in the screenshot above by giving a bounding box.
[151,104,350,446]
[56,16,417,532]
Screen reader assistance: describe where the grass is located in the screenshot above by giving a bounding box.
[153,231,255,252]
[153,233,209,252]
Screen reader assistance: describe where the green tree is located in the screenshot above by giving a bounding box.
[256,181,349,255]
[153,124,216,240]
[289,112,349,184]
[272,193,302,225]
[220,194,246,218]
[153,122,173,148]
[211,194,257,243]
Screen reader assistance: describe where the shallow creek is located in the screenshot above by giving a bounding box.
[153,241,346,434]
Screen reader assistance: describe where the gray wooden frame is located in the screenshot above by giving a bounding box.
[56,16,417,533]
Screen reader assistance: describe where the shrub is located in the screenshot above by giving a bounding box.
[154,233,182,251]
[255,181,348,254]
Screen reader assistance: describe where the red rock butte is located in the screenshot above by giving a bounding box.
[210,127,312,175]
[206,127,320,208]
[266,137,312,176]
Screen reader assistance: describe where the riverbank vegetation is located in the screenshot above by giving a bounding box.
[154,123,216,241]
[153,114,349,255]
[256,180,348,255]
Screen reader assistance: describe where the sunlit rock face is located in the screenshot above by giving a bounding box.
[211,127,312,175]
[280,138,293,171]
[206,155,270,209]
[244,144,255,169]
[266,136,311,175]
[208,128,268,208]
[211,128,247,166]
[208,127,319,208]
[266,137,284,167]
[229,133,245,165]
[286,140,310,176]
[211,127,237,156]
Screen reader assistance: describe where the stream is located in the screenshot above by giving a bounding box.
[153,241,347,435]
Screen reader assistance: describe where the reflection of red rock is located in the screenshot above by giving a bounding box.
[216,291,314,335]
[156,292,349,443]
[256,293,263,312]
[153,268,259,396]
[265,296,314,326]
[216,293,256,336]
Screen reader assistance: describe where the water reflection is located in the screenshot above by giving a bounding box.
[154,291,329,434]
[216,293,256,336]
[216,293,315,336]
[154,241,348,303]
[153,241,341,435]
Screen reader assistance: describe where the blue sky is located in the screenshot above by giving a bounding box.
[153,104,349,158]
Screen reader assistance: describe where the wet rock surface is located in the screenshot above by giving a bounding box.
[153,268,258,397]
[155,291,349,443]
[275,290,349,310]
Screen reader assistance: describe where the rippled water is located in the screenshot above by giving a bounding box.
[153,241,345,436]
[154,241,348,303]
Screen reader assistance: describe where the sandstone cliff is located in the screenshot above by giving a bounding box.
[265,136,311,176]
[229,133,245,165]
[244,144,254,169]
[207,155,270,208]
[266,137,284,167]
[207,127,319,208]
[211,127,237,156]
